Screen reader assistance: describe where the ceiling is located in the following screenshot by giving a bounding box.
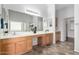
[55,4,74,10]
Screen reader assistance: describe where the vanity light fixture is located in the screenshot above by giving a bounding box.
[26,8,41,16]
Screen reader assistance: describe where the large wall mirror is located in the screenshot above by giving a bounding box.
[8,9,43,32]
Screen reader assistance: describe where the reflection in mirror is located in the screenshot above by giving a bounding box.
[10,21,23,31]
[8,9,43,32]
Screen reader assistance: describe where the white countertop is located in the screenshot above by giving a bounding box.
[0,31,53,39]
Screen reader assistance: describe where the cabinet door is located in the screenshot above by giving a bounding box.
[39,35,49,46]
[41,35,47,46]
[45,34,53,45]
[45,35,50,45]
[26,38,32,51]
[16,40,27,54]
[49,33,53,44]
[1,43,15,55]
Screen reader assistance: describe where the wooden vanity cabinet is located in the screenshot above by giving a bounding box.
[0,33,53,55]
[38,33,53,46]
[0,36,32,55]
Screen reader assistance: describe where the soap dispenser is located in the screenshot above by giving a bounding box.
[0,18,4,29]
[4,22,8,33]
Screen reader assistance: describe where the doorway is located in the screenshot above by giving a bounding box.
[65,17,74,43]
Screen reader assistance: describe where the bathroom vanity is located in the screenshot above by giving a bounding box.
[0,32,53,55]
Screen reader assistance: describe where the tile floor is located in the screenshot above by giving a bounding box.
[23,41,79,55]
